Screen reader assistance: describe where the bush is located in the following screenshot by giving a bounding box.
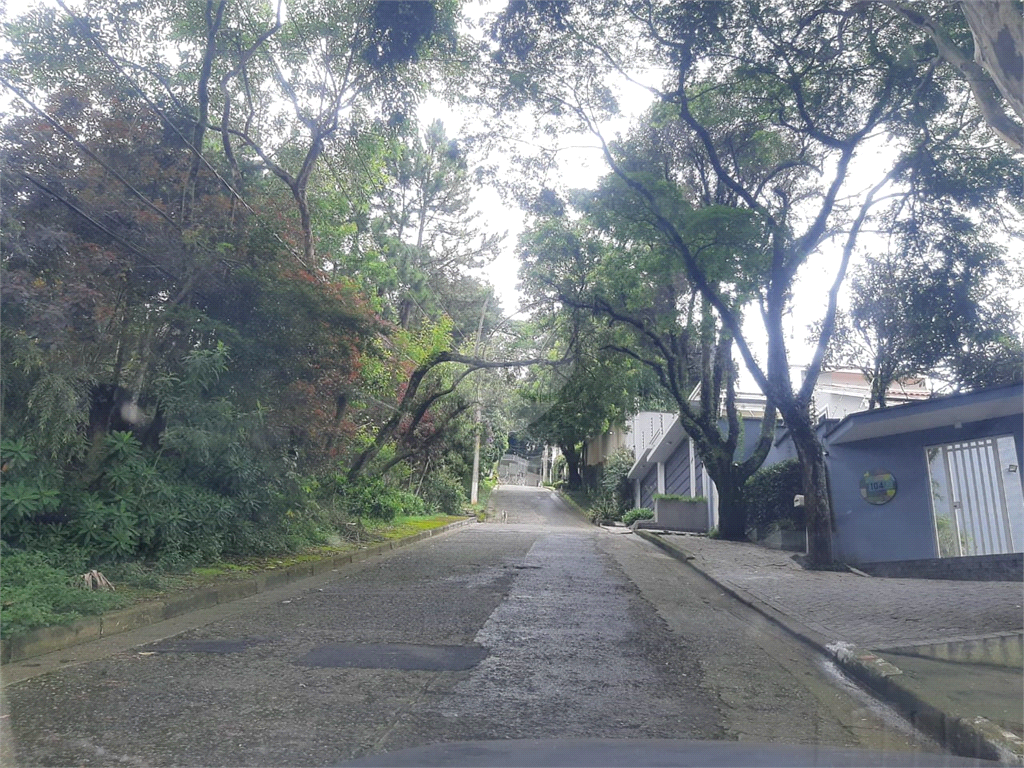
[330,475,433,521]
[588,493,619,523]
[598,447,636,519]
[0,547,127,638]
[420,468,467,515]
[622,507,654,526]
[551,454,567,483]
[744,459,804,540]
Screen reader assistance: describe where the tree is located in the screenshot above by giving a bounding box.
[823,250,1023,407]
[370,119,503,332]
[0,0,505,563]
[517,346,639,489]
[199,0,457,267]
[872,0,1023,152]
[487,0,1021,565]
[518,157,778,538]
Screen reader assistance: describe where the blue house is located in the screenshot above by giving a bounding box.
[625,373,1023,567]
[626,369,930,534]
[626,390,773,530]
[818,382,1024,564]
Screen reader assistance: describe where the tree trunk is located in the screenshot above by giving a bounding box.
[711,463,748,541]
[296,189,315,268]
[959,1,1024,123]
[398,297,414,329]
[788,417,835,568]
[561,443,582,489]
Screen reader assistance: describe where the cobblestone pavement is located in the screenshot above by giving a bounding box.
[663,535,1024,649]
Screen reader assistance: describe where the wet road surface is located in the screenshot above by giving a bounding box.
[2,486,942,765]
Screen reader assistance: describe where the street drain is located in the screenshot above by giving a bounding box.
[145,639,261,654]
[295,643,488,671]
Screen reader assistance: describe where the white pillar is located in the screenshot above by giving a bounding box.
[688,440,696,497]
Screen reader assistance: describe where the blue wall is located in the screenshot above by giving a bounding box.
[735,417,775,462]
[826,415,1024,564]
[664,440,691,496]
[640,464,657,509]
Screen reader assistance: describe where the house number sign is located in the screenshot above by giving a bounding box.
[860,469,897,505]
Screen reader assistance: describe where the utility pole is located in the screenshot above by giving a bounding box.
[470,295,489,505]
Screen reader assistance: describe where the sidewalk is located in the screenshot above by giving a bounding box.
[636,531,1024,765]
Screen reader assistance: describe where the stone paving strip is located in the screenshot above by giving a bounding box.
[0,518,476,666]
[636,530,1024,765]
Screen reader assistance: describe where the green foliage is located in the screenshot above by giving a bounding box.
[744,460,804,540]
[823,239,1022,404]
[934,514,974,558]
[331,475,426,521]
[420,466,468,515]
[551,454,567,482]
[0,354,345,567]
[622,507,654,526]
[594,447,636,520]
[587,492,620,523]
[0,547,127,638]
[653,494,707,502]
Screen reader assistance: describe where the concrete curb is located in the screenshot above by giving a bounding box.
[635,530,1024,765]
[0,518,476,666]
[878,631,1024,670]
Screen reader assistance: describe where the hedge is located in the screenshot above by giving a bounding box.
[744,459,804,540]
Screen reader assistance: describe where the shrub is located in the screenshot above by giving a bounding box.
[551,454,567,483]
[598,447,636,519]
[331,475,433,521]
[744,459,805,540]
[588,493,619,523]
[0,547,126,638]
[622,507,654,526]
[420,468,467,515]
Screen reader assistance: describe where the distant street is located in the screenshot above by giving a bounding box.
[3,486,940,766]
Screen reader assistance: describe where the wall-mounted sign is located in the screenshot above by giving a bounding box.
[860,469,897,505]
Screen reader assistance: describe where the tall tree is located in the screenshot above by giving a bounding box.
[823,250,1023,407]
[371,119,503,332]
[872,0,1023,152]
[487,0,1021,565]
[518,151,778,537]
[517,345,640,489]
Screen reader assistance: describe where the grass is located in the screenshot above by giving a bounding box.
[362,514,464,540]
[118,513,462,595]
[561,487,593,513]
[0,550,129,639]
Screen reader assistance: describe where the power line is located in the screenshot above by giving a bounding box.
[1,76,181,231]
[51,0,254,216]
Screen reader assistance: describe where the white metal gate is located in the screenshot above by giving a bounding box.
[926,435,1024,557]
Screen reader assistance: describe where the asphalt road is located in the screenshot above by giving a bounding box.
[1,486,942,766]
